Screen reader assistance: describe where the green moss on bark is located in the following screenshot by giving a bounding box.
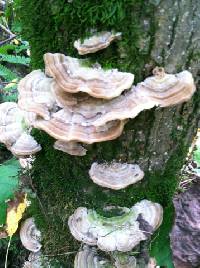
[15,0,155,81]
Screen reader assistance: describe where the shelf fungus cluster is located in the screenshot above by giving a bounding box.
[68,200,163,252]
[74,246,157,268]
[0,102,41,157]
[74,31,122,55]
[89,161,144,190]
[20,218,42,253]
[0,51,195,157]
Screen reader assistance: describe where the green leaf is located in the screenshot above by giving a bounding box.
[193,147,200,167]
[0,159,20,225]
[150,206,175,268]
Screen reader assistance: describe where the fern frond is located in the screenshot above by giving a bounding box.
[0,64,18,81]
[2,92,18,102]
[0,54,30,65]
[15,44,30,53]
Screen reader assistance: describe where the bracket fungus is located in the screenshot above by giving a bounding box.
[134,67,196,107]
[0,102,41,157]
[68,200,163,252]
[89,162,144,190]
[9,51,195,157]
[20,217,42,252]
[54,140,87,156]
[10,133,41,157]
[114,254,137,268]
[33,108,126,141]
[18,70,55,120]
[74,31,122,55]
[44,53,134,99]
[74,245,111,268]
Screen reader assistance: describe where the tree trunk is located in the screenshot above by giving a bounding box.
[16,0,200,265]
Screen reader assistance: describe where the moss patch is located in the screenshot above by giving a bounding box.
[15,0,156,82]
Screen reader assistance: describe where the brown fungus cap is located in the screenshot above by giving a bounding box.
[66,89,155,128]
[89,162,144,190]
[135,67,196,107]
[51,82,90,108]
[54,140,87,156]
[0,102,39,157]
[74,245,111,268]
[0,102,24,147]
[20,217,42,252]
[74,31,122,55]
[44,53,134,99]
[10,133,41,158]
[18,70,55,120]
[33,108,127,144]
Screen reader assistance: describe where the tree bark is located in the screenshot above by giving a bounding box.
[16,0,200,265]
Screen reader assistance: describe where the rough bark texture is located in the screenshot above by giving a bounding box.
[170,183,200,268]
[15,0,200,266]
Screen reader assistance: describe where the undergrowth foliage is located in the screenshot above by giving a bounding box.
[0,2,30,103]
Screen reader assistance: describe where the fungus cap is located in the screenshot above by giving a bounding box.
[68,200,163,252]
[74,31,122,55]
[18,70,55,120]
[135,67,196,107]
[20,218,42,252]
[10,133,41,157]
[44,53,134,99]
[89,162,144,190]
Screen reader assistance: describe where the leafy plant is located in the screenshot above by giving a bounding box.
[0,3,30,102]
[0,63,17,81]
[0,158,20,225]
[193,146,200,167]
[0,53,30,65]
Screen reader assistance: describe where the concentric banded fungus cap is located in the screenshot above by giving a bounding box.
[114,254,137,268]
[51,82,89,108]
[74,31,122,55]
[10,133,41,157]
[54,140,87,156]
[33,108,127,145]
[0,102,38,156]
[135,67,196,107]
[0,102,24,147]
[89,162,144,190]
[74,245,111,268]
[68,88,155,128]
[44,53,134,99]
[68,201,163,252]
[18,70,55,120]
[133,200,163,230]
[20,218,42,252]
[82,68,196,128]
